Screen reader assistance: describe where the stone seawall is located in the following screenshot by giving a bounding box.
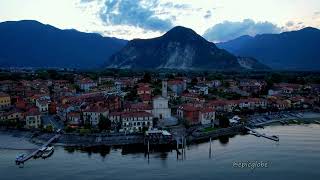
[189,125,246,142]
[34,133,145,147]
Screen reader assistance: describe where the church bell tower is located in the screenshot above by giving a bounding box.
[162,80,168,98]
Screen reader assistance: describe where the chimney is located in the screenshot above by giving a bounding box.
[162,80,168,98]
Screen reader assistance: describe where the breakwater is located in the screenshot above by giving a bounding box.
[189,125,246,142]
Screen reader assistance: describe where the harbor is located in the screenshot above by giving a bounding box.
[245,126,279,141]
[247,111,320,126]
[9,111,320,167]
[15,134,60,166]
[1,124,320,180]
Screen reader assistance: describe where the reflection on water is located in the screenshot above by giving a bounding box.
[64,146,112,159]
[1,124,320,180]
[218,135,230,145]
[64,144,174,160]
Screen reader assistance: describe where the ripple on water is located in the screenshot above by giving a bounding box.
[0,125,320,180]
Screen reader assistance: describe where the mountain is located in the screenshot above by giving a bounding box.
[217,27,320,70]
[106,26,268,70]
[0,20,127,69]
[237,57,270,70]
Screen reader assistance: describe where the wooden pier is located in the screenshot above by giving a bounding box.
[15,134,61,165]
[245,126,279,141]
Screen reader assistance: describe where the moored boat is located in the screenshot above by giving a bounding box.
[34,147,47,159]
[15,154,25,165]
[41,146,54,159]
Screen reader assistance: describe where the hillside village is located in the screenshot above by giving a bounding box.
[1,70,320,134]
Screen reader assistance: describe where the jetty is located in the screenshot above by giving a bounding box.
[245,126,279,141]
[15,134,61,165]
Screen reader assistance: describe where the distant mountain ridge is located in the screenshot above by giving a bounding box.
[0,20,127,69]
[217,27,320,70]
[106,26,268,70]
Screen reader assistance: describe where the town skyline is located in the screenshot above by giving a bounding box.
[0,0,320,41]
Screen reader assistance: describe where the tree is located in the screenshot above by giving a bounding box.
[98,114,112,131]
[47,70,59,79]
[217,114,230,128]
[45,124,54,132]
[167,73,175,80]
[142,126,149,133]
[142,72,152,83]
[125,86,138,101]
[153,87,161,96]
[84,116,92,129]
[191,78,198,86]
[222,80,230,88]
[64,126,74,133]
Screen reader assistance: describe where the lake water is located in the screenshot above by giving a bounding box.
[1,124,320,180]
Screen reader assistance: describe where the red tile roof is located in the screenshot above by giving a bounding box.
[0,92,10,98]
[109,111,153,118]
[26,107,40,116]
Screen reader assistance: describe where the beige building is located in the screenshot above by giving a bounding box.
[0,92,11,109]
[121,111,153,132]
[83,108,109,126]
[25,108,41,129]
[152,81,171,120]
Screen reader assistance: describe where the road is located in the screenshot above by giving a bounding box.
[42,115,64,130]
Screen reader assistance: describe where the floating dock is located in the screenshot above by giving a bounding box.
[245,126,279,142]
[15,134,61,165]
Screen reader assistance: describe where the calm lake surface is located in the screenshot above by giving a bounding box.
[1,124,320,180]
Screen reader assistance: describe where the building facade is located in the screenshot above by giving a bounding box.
[83,108,109,126]
[25,108,41,129]
[121,111,153,132]
[152,81,171,120]
[0,92,11,109]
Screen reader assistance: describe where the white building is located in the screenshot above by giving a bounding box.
[193,85,209,95]
[77,78,97,92]
[199,108,215,125]
[35,98,50,113]
[121,111,153,132]
[268,89,281,96]
[25,108,41,129]
[152,81,171,120]
[83,108,109,126]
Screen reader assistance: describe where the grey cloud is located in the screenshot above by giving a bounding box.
[204,10,212,19]
[161,2,190,10]
[97,0,173,32]
[286,21,294,27]
[203,19,281,42]
[80,0,97,3]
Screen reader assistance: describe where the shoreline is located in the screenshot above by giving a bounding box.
[248,111,320,127]
[1,111,320,148]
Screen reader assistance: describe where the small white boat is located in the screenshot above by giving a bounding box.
[41,146,54,159]
[16,154,25,161]
[34,147,47,159]
[39,147,47,151]
[272,135,280,141]
[15,154,25,165]
[44,146,54,152]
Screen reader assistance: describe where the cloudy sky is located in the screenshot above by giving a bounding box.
[0,0,319,42]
